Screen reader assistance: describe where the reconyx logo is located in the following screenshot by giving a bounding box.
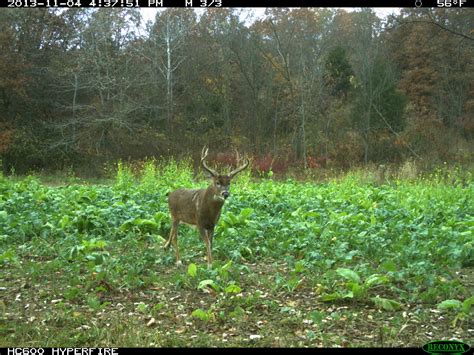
[422,340,471,355]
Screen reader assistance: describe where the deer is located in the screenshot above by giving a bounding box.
[164,146,249,268]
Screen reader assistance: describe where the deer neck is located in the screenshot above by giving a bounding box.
[204,184,225,206]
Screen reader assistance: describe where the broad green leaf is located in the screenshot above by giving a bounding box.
[187,263,197,278]
[136,302,147,313]
[60,215,71,229]
[239,208,254,219]
[68,246,80,260]
[365,274,389,288]
[437,299,462,311]
[0,211,8,221]
[462,296,474,313]
[134,218,158,230]
[221,260,233,272]
[119,219,134,232]
[342,291,354,299]
[153,211,167,222]
[224,284,242,294]
[336,268,361,283]
[321,292,344,302]
[294,260,305,273]
[226,213,238,226]
[304,211,320,219]
[309,310,324,324]
[0,249,17,264]
[348,282,365,298]
[198,279,218,291]
[191,308,210,321]
[380,261,397,272]
[291,208,302,217]
[370,214,376,225]
[371,296,402,311]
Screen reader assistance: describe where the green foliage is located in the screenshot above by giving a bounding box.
[0,162,472,319]
[437,299,463,310]
[115,161,136,191]
[0,248,18,265]
[136,302,148,314]
[321,268,391,304]
[1,8,471,175]
[437,296,474,327]
[198,279,219,292]
[86,295,110,312]
[336,268,361,284]
[191,308,214,322]
[352,55,407,133]
[371,296,403,311]
[325,46,354,97]
[187,263,197,278]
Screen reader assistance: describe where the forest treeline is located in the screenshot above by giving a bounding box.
[0,8,472,175]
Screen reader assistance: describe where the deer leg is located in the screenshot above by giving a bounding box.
[205,229,214,268]
[199,228,213,269]
[172,230,181,266]
[208,227,214,252]
[165,220,181,266]
[164,219,175,249]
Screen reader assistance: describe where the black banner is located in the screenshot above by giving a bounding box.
[3,350,120,355]
[1,0,472,7]
[0,348,428,354]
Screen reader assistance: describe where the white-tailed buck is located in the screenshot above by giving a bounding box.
[164,146,249,268]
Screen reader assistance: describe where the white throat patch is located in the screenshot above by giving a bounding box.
[213,195,226,202]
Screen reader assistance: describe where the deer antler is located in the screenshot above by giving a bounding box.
[229,150,249,178]
[201,146,218,177]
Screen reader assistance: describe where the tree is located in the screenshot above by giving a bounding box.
[325,46,353,98]
[0,7,470,173]
[388,8,474,160]
[349,9,407,163]
[144,9,195,136]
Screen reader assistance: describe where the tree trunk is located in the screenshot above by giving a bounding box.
[166,18,173,134]
[71,73,78,150]
[301,87,307,169]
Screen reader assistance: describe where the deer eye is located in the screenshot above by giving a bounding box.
[216,182,221,187]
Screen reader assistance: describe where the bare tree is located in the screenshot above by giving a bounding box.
[146,10,193,134]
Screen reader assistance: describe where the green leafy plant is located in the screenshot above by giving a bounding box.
[0,248,18,265]
[371,296,403,311]
[0,161,472,346]
[136,302,148,314]
[191,308,214,322]
[321,268,395,309]
[188,263,197,278]
[86,295,110,312]
[437,296,474,327]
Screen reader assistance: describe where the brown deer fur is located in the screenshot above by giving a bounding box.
[164,147,248,268]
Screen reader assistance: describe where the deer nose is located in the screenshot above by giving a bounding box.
[222,191,229,199]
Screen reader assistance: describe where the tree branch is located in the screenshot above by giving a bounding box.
[371,103,422,160]
[395,17,474,42]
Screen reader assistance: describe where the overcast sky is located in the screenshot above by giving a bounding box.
[139,7,402,27]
